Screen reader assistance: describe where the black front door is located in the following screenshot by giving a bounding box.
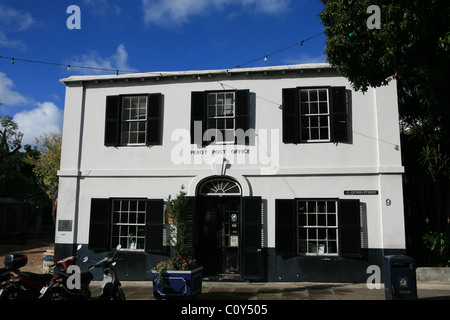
[197,196,240,277]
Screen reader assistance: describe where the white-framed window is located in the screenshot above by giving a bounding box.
[299,88,330,142]
[111,199,146,251]
[207,92,235,143]
[121,96,147,145]
[297,199,338,255]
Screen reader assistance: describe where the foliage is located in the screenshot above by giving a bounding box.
[152,186,197,286]
[24,131,62,223]
[0,115,23,161]
[319,0,450,142]
[423,231,449,266]
[152,256,198,287]
[165,185,190,257]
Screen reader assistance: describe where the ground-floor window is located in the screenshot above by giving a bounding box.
[275,198,361,258]
[111,199,147,251]
[297,200,338,255]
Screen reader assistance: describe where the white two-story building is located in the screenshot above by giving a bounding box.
[56,63,406,282]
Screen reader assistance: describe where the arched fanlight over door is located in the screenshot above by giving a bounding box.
[199,178,241,196]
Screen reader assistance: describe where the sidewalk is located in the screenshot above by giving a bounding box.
[91,281,450,300]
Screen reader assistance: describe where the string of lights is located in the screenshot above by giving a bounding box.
[0,32,324,76]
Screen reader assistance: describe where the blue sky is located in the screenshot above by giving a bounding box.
[0,0,327,146]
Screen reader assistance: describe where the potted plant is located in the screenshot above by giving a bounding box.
[151,186,203,300]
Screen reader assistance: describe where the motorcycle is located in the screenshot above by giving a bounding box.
[0,253,27,291]
[0,245,85,300]
[39,244,125,300]
[0,252,53,300]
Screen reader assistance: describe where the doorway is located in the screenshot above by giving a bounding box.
[196,196,241,278]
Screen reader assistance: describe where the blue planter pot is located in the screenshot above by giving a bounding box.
[151,267,203,300]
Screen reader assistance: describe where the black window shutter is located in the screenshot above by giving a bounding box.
[234,89,250,144]
[242,196,263,281]
[331,87,349,143]
[104,96,121,146]
[89,199,111,252]
[275,199,296,257]
[185,197,196,259]
[338,199,362,258]
[190,92,206,145]
[145,199,164,254]
[282,88,299,144]
[146,93,162,146]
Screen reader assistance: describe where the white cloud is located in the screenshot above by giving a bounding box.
[67,44,137,75]
[0,4,35,49]
[13,102,63,147]
[141,0,290,27]
[0,72,30,106]
[284,53,327,65]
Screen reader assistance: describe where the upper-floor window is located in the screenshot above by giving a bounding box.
[207,92,236,143]
[121,96,148,145]
[282,86,350,144]
[104,93,162,147]
[191,89,251,146]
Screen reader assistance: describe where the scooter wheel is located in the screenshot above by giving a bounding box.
[0,286,26,300]
[41,288,69,300]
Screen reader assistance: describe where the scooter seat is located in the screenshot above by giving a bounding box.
[18,272,53,283]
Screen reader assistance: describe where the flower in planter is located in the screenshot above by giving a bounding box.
[152,256,199,288]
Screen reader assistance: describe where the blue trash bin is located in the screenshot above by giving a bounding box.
[383,255,417,300]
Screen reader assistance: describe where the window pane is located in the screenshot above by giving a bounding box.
[318,214,326,226]
[327,201,336,213]
[327,214,336,227]
[320,128,329,140]
[300,102,308,115]
[298,201,306,213]
[225,93,233,105]
[328,228,337,240]
[310,90,318,102]
[319,102,328,114]
[318,89,327,101]
[300,90,308,102]
[138,212,146,224]
[131,97,139,108]
[138,133,145,143]
[308,214,317,226]
[310,102,318,114]
[311,128,319,140]
[208,105,216,117]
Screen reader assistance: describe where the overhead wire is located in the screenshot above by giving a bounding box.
[0,31,324,76]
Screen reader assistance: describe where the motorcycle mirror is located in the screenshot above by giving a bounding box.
[82,256,89,263]
[77,244,82,251]
[116,244,121,250]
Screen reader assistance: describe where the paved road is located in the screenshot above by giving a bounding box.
[91,281,450,300]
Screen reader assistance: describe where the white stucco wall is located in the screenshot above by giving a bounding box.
[56,64,405,250]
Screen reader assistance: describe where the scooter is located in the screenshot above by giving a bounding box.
[0,246,85,300]
[0,253,25,291]
[0,253,53,300]
[39,244,125,300]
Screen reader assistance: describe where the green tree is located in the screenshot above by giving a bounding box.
[24,131,62,224]
[319,0,450,264]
